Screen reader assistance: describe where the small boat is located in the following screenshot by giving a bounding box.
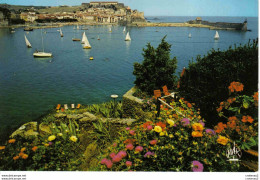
[125,32,131,41]
[72,38,81,41]
[73,26,76,30]
[77,24,80,30]
[33,51,52,57]
[188,33,192,38]
[81,31,87,44]
[109,27,112,32]
[60,28,63,37]
[24,35,32,48]
[33,30,52,58]
[89,57,94,60]
[123,27,126,32]
[97,35,100,40]
[26,32,29,34]
[214,31,219,40]
[83,34,91,49]
[24,27,33,31]
[11,30,15,33]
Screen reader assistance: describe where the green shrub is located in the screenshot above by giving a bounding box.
[178,39,258,127]
[133,36,178,95]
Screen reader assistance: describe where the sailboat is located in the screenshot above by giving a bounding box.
[214,31,219,40]
[73,26,76,30]
[81,31,87,44]
[77,24,80,30]
[83,34,91,49]
[123,27,126,32]
[60,28,63,37]
[125,32,131,41]
[109,27,112,32]
[33,30,52,57]
[97,35,100,40]
[24,35,32,48]
[188,33,192,38]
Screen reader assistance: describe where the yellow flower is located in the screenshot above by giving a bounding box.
[44,144,49,147]
[217,135,229,145]
[0,146,5,150]
[193,141,198,145]
[169,115,172,119]
[169,134,174,138]
[192,123,204,131]
[154,126,162,133]
[167,119,175,127]
[48,135,56,141]
[57,133,63,136]
[159,132,165,136]
[8,139,16,144]
[20,147,26,152]
[70,136,78,142]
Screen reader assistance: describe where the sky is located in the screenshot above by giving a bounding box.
[0,0,258,17]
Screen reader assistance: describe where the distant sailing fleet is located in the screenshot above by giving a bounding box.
[22,25,219,58]
[22,24,132,58]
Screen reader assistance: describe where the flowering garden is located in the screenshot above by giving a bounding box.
[97,82,258,171]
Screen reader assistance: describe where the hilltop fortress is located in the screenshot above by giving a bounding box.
[0,1,146,25]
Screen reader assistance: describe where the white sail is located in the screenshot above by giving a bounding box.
[188,33,192,38]
[214,31,219,39]
[125,32,131,41]
[123,27,126,32]
[24,35,32,48]
[83,33,91,49]
[109,27,112,32]
[81,32,87,44]
[60,28,63,37]
[77,24,79,29]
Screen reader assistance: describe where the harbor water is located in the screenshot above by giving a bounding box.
[0,16,258,139]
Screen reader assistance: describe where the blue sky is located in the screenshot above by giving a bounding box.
[0,0,258,17]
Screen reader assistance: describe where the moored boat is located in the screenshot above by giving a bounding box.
[24,27,33,31]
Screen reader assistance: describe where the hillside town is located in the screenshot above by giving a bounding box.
[0,1,146,26]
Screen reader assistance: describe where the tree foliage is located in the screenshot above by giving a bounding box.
[178,39,258,127]
[133,36,178,95]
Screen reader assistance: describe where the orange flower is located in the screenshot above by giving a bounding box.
[20,147,26,152]
[227,120,236,129]
[217,135,229,145]
[228,116,238,122]
[228,81,244,93]
[155,122,166,129]
[19,152,25,157]
[253,92,258,106]
[216,106,223,112]
[0,146,5,150]
[21,154,28,159]
[192,131,203,137]
[123,139,136,144]
[32,146,38,152]
[215,122,227,133]
[242,115,254,123]
[8,139,16,144]
[192,123,204,131]
[187,103,192,108]
[227,97,236,104]
[13,156,19,160]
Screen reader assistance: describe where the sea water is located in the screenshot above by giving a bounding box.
[0,16,258,139]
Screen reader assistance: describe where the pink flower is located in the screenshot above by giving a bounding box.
[118,151,127,158]
[109,152,116,158]
[126,161,132,167]
[112,155,122,163]
[105,160,113,168]
[149,140,157,145]
[126,143,134,150]
[129,130,135,135]
[125,127,131,130]
[199,120,205,127]
[144,151,155,157]
[101,158,108,165]
[135,146,143,152]
[147,125,153,131]
[192,161,204,172]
